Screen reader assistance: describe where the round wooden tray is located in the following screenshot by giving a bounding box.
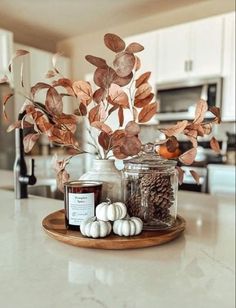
[42,209,186,250]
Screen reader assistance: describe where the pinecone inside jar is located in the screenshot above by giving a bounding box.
[126,171,174,225]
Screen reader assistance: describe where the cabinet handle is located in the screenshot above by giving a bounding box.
[184,60,188,72]
[189,60,193,71]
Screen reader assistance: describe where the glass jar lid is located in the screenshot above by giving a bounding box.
[123,143,177,170]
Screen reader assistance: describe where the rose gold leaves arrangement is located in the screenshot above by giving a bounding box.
[104,33,125,53]
[94,67,116,89]
[179,148,197,165]
[134,93,154,108]
[210,137,221,153]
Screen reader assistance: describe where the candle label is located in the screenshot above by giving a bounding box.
[68,193,95,226]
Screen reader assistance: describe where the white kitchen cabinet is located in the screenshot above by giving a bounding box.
[0,29,13,76]
[157,24,190,82]
[157,15,223,82]
[125,31,158,90]
[208,164,236,195]
[221,12,235,122]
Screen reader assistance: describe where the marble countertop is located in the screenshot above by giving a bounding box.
[0,188,234,308]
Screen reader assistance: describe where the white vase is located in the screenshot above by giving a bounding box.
[79,159,122,202]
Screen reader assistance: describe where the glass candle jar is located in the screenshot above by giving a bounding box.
[122,143,178,230]
[64,180,102,231]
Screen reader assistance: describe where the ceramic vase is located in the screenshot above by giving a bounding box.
[79,159,122,202]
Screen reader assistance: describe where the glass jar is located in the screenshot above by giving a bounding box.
[122,143,178,230]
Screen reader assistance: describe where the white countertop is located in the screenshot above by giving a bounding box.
[0,188,235,308]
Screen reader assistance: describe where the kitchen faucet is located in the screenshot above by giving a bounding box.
[14,112,37,199]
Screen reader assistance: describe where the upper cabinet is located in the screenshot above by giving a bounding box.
[157,16,223,83]
[156,24,190,82]
[0,29,13,76]
[221,12,235,121]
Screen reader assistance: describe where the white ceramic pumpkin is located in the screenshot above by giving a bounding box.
[96,200,127,221]
[80,216,112,238]
[113,217,143,236]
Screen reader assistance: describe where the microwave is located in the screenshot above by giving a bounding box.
[156,77,222,121]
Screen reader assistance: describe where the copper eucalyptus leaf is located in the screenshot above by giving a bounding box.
[193,99,208,124]
[88,105,100,123]
[108,105,118,115]
[8,49,29,72]
[53,78,74,96]
[57,169,70,193]
[45,87,63,115]
[85,55,108,68]
[98,132,111,150]
[79,103,87,116]
[57,114,78,133]
[91,121,113,134]
[113,52,135,77]
[118,107,124,127]
[72,81,92,105]
[135,82,152,100]
[93,88,106,104]
[120,136,142,156]
[94,67,116,89]
[135,72,151,88]
[23,133,40,153]
[31,82,51,98]
[6,121,21,132]
[3,93,14,119]
[36,115,53,133]
[138,102,157,123]
[125,121,140,136]
[113,72,133,87]
[190,170,200,185]
[104,33,125,53]
[134,56,141,71]
[201,123,212,135]
[108,84,129,108]
[166,136,179,153]
[210,137,221,153]
[134,93,154,108]
[179,148,197,165]
[209,106,221,124]
[160,120,188,137]
[112,146,127,159]
[46,70,57,78]
[125,42,144,53]
[176,166,185,185]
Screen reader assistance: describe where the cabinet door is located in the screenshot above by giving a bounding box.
[222,12,235,121]
[156,24,190,82]
[0,29,13,75]
[125,31,158,90]
[190,16,223,77]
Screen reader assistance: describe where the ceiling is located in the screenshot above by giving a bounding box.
[0,0,208,51]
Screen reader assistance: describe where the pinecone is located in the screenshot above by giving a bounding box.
[125,171,175,226]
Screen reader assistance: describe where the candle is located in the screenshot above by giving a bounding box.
[64,181,103,231]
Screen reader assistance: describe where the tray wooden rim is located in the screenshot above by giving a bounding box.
[42,209,186,250]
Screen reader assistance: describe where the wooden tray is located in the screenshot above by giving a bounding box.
[42,209,185,250]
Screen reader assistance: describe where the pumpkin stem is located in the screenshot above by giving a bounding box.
[105,197,111,204]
